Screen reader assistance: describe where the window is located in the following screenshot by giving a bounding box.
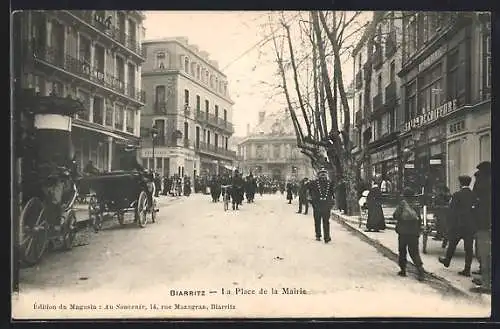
[196,95,201,113]
[377,74,382,95]
[225,137,228,150]
[215,105,219,118]
[215,78,219,91]
[184,57,190,73]
[115,104,124,130]
[196,65,201,79]
[126,109,134,133]
[405,81,417,122]
[155,85,166,104]
[105,101,113,126]
[184,89,190,106]
[447,50,460,100]
[256,145,264,159]
[49,81,63,96]
[184,122,189,140]
[380,112,390,137]
[358,93,362,112]
[419,64,443,114]
[483,33,491,90]
[223,109,227,122]
[358,53,362,70]
[215,133,219,148]
[273,144,281,158]
[223,83,227,95]
[207,131,211,145]
[205,100,209,118]
[92,96,104,125]
[156,52,166,69]
[77,90,90,121]
[390,61,395,82]
[79,35,91,63]
[404,15,418,61]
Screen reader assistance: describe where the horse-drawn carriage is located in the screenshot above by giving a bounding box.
[82,170,158,231]
[16,94,83,266]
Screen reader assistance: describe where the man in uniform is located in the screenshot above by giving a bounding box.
[309,168,335,243]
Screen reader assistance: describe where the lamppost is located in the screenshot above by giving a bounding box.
[151,125,159,172]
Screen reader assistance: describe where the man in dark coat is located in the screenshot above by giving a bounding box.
[365,178,386,232]
[393,188,425,281]
[309,168,335,243]
[286,182,294,204]
[209,175,220,202]
[297,178,309,215]
[245,173,257,203]
[470,162,491,293]
[230,171,245,210]
[439,175,477,277]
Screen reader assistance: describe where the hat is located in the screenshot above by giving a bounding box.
[476,161,491,172]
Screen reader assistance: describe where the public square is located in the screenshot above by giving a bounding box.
[13,194,490,318]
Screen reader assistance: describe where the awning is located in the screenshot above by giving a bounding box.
[224,165,236,171]
[72,123,129,142]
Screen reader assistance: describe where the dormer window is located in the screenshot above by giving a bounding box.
[156,52,166,69]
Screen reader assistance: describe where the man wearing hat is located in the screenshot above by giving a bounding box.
[470,161,491,294]
[309,168,335,243]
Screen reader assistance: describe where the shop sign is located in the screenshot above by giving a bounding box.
[370,145,398,163]
[418,45,446,72]
[402,99,458,133]
[404,163,415,169]
[142,150,171,157]
[430,159,442,165]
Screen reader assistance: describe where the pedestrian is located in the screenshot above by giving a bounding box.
[365,176,386,232]
[393,188,426,281]
[470,161,491,294]
[230,170,245,210]
[439,175,476,277]
[309,168,335,243]
[297,178,309,215]
[286,181,293,204]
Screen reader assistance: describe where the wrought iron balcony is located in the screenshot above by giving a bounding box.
[196,141,236,159]
[67,10,143,57]
[32,44,146,104]
[195,111,234,133]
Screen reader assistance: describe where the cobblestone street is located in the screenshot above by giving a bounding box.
[13,194,490,318]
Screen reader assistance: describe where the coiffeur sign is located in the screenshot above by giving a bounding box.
[402,99,458,133]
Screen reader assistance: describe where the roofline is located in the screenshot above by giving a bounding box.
[142,38,227,78]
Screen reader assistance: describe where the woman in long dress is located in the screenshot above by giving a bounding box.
[366,180,386,232]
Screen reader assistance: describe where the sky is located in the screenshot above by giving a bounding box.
[143,11,369,137]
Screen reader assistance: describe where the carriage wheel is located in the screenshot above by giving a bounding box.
[151,198,157,223]
[118,212,126,226]
[19,197,49,266]
[136,191,148,228]
[62,210,77,250]
[88,196,102,232]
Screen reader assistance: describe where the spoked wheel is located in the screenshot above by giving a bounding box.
[88,196,102,232]
[62,210,77,250]
[150,198,158,223]
[19,197,49,266]
[136,191,148,228]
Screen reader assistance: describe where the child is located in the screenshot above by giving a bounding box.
[393,188,425,281]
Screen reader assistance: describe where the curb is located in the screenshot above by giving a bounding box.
[331,212,476,300]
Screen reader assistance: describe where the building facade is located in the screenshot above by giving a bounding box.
[140,37,236,178]
[352,11,403,192]
[14,10,146,171]
[352,11,490,195]
[237,111,313,180]
[399,12,491,193]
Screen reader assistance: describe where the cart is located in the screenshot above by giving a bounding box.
[83,170,158,231]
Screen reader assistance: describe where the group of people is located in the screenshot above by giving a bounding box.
[158,174,191,197]
[208,171,258,210]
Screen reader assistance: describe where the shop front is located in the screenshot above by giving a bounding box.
[370,143,398,194]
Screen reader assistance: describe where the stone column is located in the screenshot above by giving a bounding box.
[89,94,94,122]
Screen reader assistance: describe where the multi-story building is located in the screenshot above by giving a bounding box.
[140,37,236,178]
[237,111,313,180]
[14,10,147,171]
[399,12,491,193]
[351,11,403,192]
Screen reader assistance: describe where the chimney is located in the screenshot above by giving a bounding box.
[258,111,266,125]
[246,123,250,135]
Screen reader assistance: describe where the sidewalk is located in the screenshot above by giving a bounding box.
[332,210,491,302]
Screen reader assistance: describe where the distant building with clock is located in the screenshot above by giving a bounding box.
[236,110,313,180]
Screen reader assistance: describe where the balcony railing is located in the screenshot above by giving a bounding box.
[33,44,146,104]
[195,111,234,133]
[355,70,363,89]
[372,93,383,113]
[385,31,397,58]
[196,141,236,159]
[373,47,383,70]
[67,11,143,57]
[385,81,397,106]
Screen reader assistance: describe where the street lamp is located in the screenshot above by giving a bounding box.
[151,125,159,172]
